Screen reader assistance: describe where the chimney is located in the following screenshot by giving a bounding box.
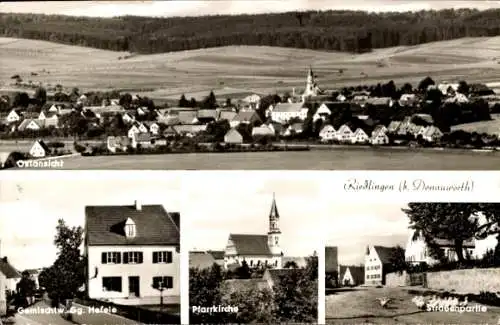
[134,200,141,211]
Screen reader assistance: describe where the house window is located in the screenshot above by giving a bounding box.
[153,251,173,264]
[275,237,278,245]
[152,276,173,289]
[123,252,143,264]
[125,224,136,238]
[102,277,122,292]
[101,252,121,264]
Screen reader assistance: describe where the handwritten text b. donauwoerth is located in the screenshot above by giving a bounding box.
[344,178,474,193]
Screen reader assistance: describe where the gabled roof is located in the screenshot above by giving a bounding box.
[197,109,218,119]
[265,268,295,283]
[32,139,50,153]
[342,265,365,284]
[218,110,238,121]
[373,246,396,264]
[0,258,21,279]
[228,234,272,256]
[207,250,225,260]
[272,102,305,113]
[134,133,156,142]
[85,204,180,246]
[232,110,260,123]
[189,252,216,270]
[177,110,198,124]
[325,246,338,273]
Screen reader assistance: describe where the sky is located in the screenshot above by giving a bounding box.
[325,203,411,265]
[0,173,181,271]
[1,1,500,18]
[183,173,324,257]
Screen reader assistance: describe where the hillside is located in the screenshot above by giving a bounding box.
[2,9,500,55]
[2,36,500,99]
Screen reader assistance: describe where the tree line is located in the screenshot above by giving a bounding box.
[2,8,500,54]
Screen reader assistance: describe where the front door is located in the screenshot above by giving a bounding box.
[129,276,140,297]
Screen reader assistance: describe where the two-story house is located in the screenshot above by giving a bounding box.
[404,229,475,266]
[85,201,180,305]
[364,245,397,286]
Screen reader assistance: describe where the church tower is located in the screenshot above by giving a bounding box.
[268,193,282,256]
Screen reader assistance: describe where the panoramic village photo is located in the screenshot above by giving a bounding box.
[2,1,500,169]
[0,175,182,325]
[324,202,500,324]
[186,174,321,323]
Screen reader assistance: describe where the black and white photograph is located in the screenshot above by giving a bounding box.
[186,174,320,323]
[325,202,500,324]
[2,1,500,170]
[0,174,181,325]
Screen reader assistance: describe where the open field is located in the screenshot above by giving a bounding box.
[7,149,500,170]
[3,37,500,100]
[325,287,500,324]
[452,114,500,134]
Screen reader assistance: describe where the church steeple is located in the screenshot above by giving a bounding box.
[268,193,282,256]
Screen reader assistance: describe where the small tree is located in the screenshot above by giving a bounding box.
[388,245,407,275]
[178,94,189,107]
[34,87,47,106]
[237,260,251,279]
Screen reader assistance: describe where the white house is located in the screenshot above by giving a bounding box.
[122,112,135,124]
[335,124,353,142]
[404,230,475,266]
[340,266,364,286]
[85,201,180,305]
[0,270,5,316]
[371,128,389,145]
[422,126,443,143]
[319,125,336,142]
[143,122,160,135]
[0,257,21,294]
[18,119,42,131]
[224,194,283,269]
[38,111,59,125]
[252,125,275,137]
[6,109,22,123]
[351,128,370,144]
[364,245,396,286]
[269,103,308,123]
[29,140,50,158]
[128,123,148,139]
[313,103,333,122]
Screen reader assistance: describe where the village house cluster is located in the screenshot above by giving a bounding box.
[1,67,500,159]
[326,226,498,288]
[189,194,313,290]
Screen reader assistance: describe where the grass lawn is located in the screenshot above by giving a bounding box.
[325,287,500,324]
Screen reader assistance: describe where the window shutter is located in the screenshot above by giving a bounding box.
[153,252,158,264]
[116,252,121,264]
[167,276,173,288]
[138,252,143,264]
[101,253,107,264]
[123,252,129,264]
[167,252,172,263]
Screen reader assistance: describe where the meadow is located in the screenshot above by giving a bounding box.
[325,287,500,324]
[3,36,500,101]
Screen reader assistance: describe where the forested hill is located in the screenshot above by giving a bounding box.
[1,9,500,54]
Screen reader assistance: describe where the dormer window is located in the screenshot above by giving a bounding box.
[124,218,136,238]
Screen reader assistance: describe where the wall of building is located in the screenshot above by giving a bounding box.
[364,248,383,286]
[224,255,282,269]
[385,272,407,287]
[427,267,500,295]
[0,272,6,316]
[87,245,180,304]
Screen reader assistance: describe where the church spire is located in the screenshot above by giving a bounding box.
[269,192,279,220]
